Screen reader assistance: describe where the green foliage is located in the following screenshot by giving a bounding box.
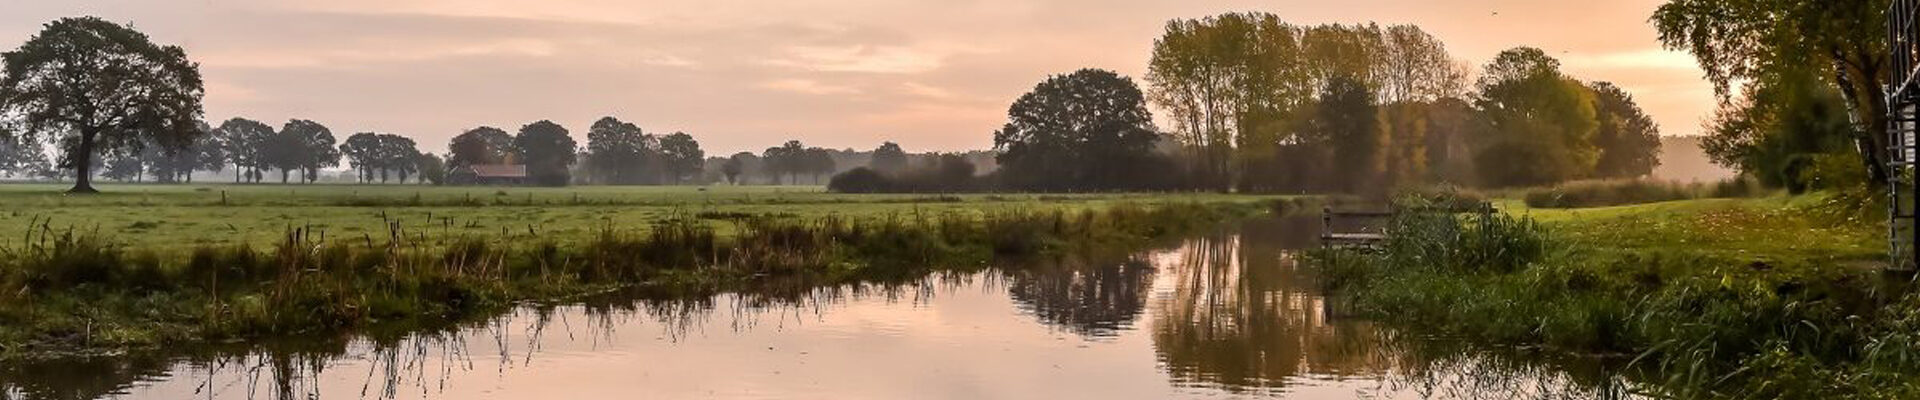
[1470,48,1601,187]
[1653,0,1891,185]
[1521,178,1768,209]
[993,68,1165,191]
[1310,196,1913,398]
[1701,70,1864,193]
[1588,82,1662,178]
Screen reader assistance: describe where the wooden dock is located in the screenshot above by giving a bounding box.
[1319,202,1496,249]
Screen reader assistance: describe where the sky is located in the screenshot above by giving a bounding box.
[0,0,1714,155]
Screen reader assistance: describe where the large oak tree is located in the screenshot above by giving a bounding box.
[0,17,205,193]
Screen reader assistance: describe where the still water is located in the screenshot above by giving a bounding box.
[8,217,1634,399]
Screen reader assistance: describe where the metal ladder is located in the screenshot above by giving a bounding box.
[1887,0,1918,271]
[1889,103,1916,271]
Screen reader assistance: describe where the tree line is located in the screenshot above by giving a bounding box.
[878,13,1663,194]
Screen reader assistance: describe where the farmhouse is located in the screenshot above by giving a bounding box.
[448,164,528,185]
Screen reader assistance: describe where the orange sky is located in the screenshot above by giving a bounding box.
[1,0,1713,155]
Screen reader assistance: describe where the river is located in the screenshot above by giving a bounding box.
[4,216,1637,399]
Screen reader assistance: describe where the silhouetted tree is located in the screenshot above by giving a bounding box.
[1319,76,1386,194]
[215,118,274,183]
[722,152,754,185]
[447,126,515,169]
[584,116,654,184]
[514,120,576,186]
[763,140,806,184]
[374,134,419,183]
[869,142,908,174]
[657,132,704,184]
[0,17,205,193]
[271,119,339,183]
[339,132,381,183]
[994,69,1159,192]
[415,152,447,185]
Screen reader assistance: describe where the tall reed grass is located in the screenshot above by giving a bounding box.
[1307,198,1920,398]
[0,201,1257,360]
[1522,177,1768,209]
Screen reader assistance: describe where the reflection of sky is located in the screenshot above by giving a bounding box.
[4,0,1710,156]
[111,232,1612,399]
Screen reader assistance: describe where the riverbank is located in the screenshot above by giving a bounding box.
[1312,193,1919,398]
[0,194,1280,362]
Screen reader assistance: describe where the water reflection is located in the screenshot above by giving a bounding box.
[3,217,1639,400]
[1150,233,1385,394]
[1005,257,1155,338]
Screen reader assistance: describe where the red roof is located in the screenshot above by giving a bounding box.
[464,164,527,178]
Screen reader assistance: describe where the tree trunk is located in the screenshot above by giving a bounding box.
[1833,56,1891,187]
[68,130,99,193]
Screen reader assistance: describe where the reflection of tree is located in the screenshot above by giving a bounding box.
[1005,257,1157,337]
[1150,233,1385,393]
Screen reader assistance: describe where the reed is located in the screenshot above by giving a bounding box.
[0,201,1259,361]
[1308,195,1919,398]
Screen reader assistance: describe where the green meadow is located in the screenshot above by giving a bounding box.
[0,183,1277,251]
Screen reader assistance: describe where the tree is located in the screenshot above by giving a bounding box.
[1469,48,1600,187]
[801,147,836,184]
[1319,76,1387,194]
[763,140,806,184]
[1653,0,1889,185]
[584,116,654,184]
[0,132,53,179]
[722,152,753,185]
[216,118,273,183]
[0,17,205,193]
[1587,82,1662,178]
[374,134,420,183]
[514,120,576,186]
[339,132,382,183]
[447,126,515,169]
[1702,69,1860,192]
[656,132,704,184]
[416,152,447,185]
[274,119,339,183]
[149,121,220,183]
[869,142,908,174]
[994,69,1160,191]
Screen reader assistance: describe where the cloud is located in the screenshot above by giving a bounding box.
[761,79,861,95]
[767,45,947,74]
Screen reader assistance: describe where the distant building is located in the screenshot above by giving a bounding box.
[448,164,528,185]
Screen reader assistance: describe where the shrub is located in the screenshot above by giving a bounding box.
[826,167,890,193]
[1522,178,1767,209]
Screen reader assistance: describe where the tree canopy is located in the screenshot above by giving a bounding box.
[514,120,576,186]
[994,68,1161,191]
[0,17,205,193]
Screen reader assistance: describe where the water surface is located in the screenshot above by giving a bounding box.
[7,217,1633,399]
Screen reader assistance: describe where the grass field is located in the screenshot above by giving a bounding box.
[0,183,1276,251]
[1313,193,1914,398]
[1498,195,1883,264]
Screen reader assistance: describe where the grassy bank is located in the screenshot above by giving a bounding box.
[0,195,1272,361]
[1312,194,1918,398]
[0,183,1266,251]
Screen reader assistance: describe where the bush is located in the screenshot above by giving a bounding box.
[1522,177,1766,208]
[826,167,890,193]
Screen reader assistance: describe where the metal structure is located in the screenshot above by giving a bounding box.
[1888,0,1920,271]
